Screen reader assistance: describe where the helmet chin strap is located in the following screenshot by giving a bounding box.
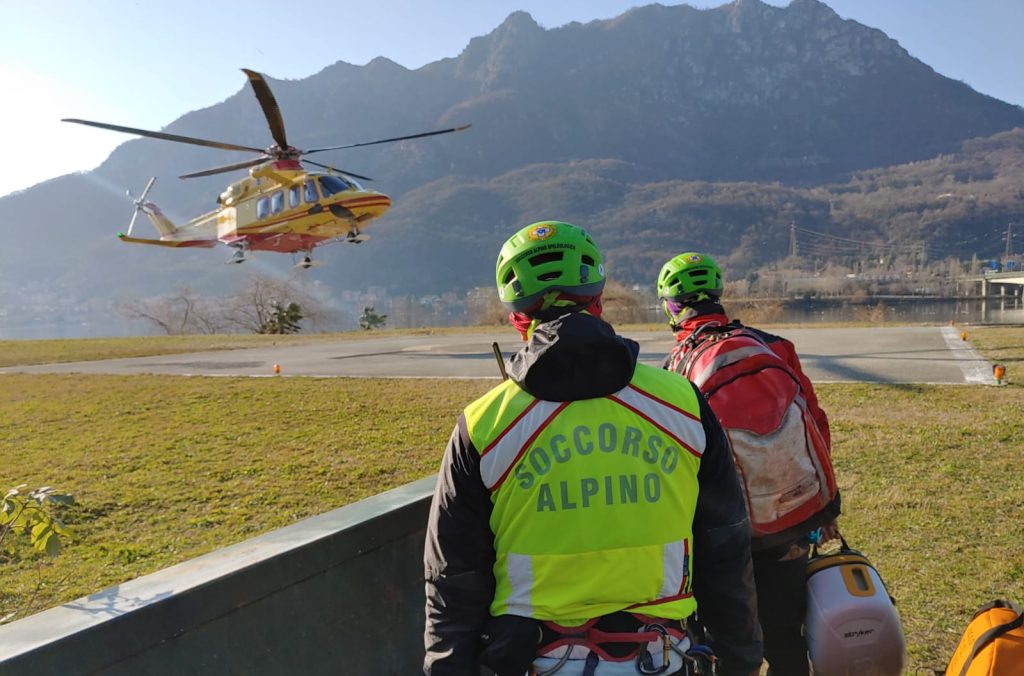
[663,293,713,331]
[663,300,689,332]
[511,292,604,340]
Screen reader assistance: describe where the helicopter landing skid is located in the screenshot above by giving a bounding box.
[226,246,247,264]
[346,233,370,244]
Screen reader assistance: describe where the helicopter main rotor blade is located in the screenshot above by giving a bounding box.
[241,69,288,150]
[179,157,269,179]
[302,160,374,182]
[303,124,471,155]
[139,176,157,202]
[61,118,265,153]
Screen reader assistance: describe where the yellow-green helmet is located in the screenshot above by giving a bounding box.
[657,252,724,303]
[496,221,605,313]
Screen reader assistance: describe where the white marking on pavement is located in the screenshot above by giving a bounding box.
[941,326,993,384]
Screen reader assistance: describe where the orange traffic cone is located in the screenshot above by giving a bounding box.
[273,363,281,375]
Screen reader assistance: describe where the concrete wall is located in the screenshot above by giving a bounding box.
[0,477,436,676]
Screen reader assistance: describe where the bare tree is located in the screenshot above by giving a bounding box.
[120,274,339,335]
[387,296,422,329]
[121,286,227,334]
[221,274,335,333]
[602,280,655,325]
[465,287,508,326]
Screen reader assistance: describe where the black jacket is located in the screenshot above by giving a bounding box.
[424,313,763,675]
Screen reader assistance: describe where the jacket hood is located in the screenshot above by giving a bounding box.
[506,313,639,401]
[673,302,730,341]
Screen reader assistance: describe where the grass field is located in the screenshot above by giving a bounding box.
[0,327,498,368]
[1,325,1022,672]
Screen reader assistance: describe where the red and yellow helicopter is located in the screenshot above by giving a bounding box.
[64,69,469,268]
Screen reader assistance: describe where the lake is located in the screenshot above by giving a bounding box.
[0,297,1020,340]
[745,296,1024,325]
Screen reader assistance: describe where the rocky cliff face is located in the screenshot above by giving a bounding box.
[424,0,1020,183]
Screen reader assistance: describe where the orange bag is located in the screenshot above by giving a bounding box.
[945,599,1024,676]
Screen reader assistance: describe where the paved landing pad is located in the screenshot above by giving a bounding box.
[1,326,992,384]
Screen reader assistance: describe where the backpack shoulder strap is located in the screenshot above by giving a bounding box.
[679,325,726,377]
[957,599,1024,676]
[682,319,743,349]
[682,322,789,392]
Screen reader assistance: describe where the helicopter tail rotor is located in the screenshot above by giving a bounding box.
[125,177,157,237]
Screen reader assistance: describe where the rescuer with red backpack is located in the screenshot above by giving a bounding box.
[657,252,842,676]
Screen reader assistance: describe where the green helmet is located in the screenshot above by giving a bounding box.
[496,221,605,313]
[657,252,724,303]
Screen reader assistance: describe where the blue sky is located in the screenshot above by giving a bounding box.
[2,0,1020,198]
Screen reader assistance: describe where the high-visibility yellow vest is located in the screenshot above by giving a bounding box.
[464,363,706,625]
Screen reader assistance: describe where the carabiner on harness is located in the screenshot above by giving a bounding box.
[532,647,598,676]
[636,623,672,674]
[671,642,716,675]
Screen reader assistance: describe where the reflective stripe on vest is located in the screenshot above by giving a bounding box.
[478,385,704,492]
[464,363,705,624]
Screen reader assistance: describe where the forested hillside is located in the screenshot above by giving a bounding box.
[1,0,1021,315]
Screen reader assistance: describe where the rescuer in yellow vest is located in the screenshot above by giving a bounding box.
[424,221,763,675]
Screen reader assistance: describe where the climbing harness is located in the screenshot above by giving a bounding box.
[530,614,716,675]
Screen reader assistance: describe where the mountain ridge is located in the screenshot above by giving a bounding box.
[2,0,1023,324]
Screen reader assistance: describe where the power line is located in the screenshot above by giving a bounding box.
[792,225,960,258]
[794,243,876,258]
[794,225,919,252]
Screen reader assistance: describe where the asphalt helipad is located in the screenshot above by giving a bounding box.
[1,326,993,384]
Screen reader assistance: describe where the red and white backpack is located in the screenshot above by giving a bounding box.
[674,323,837,545]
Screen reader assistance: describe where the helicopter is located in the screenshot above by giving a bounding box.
[63,69,470,268]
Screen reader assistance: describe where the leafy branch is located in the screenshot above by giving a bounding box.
[0,485,75,559]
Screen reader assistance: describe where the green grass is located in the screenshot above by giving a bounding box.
[966,325,1024,370]
[817,381,1024,672]
[0,375,492,622]
[0,334,327,367]
[1,326,1022,672]
[0,326,506,368]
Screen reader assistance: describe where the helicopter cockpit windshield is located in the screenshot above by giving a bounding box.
[318,174,363,195]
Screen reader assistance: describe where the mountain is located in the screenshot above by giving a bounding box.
[354,127,1024,290]
[2,0,1023,330]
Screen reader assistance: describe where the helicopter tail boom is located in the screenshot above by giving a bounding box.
[117,233,218,248]
[140,202,178,237]
[119,191,218,248]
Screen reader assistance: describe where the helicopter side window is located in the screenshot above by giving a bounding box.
[271,190,285,215]
[304,179,319,203]
[289,186,301,209]
[256,197,270,220]
[318,175,353,197]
